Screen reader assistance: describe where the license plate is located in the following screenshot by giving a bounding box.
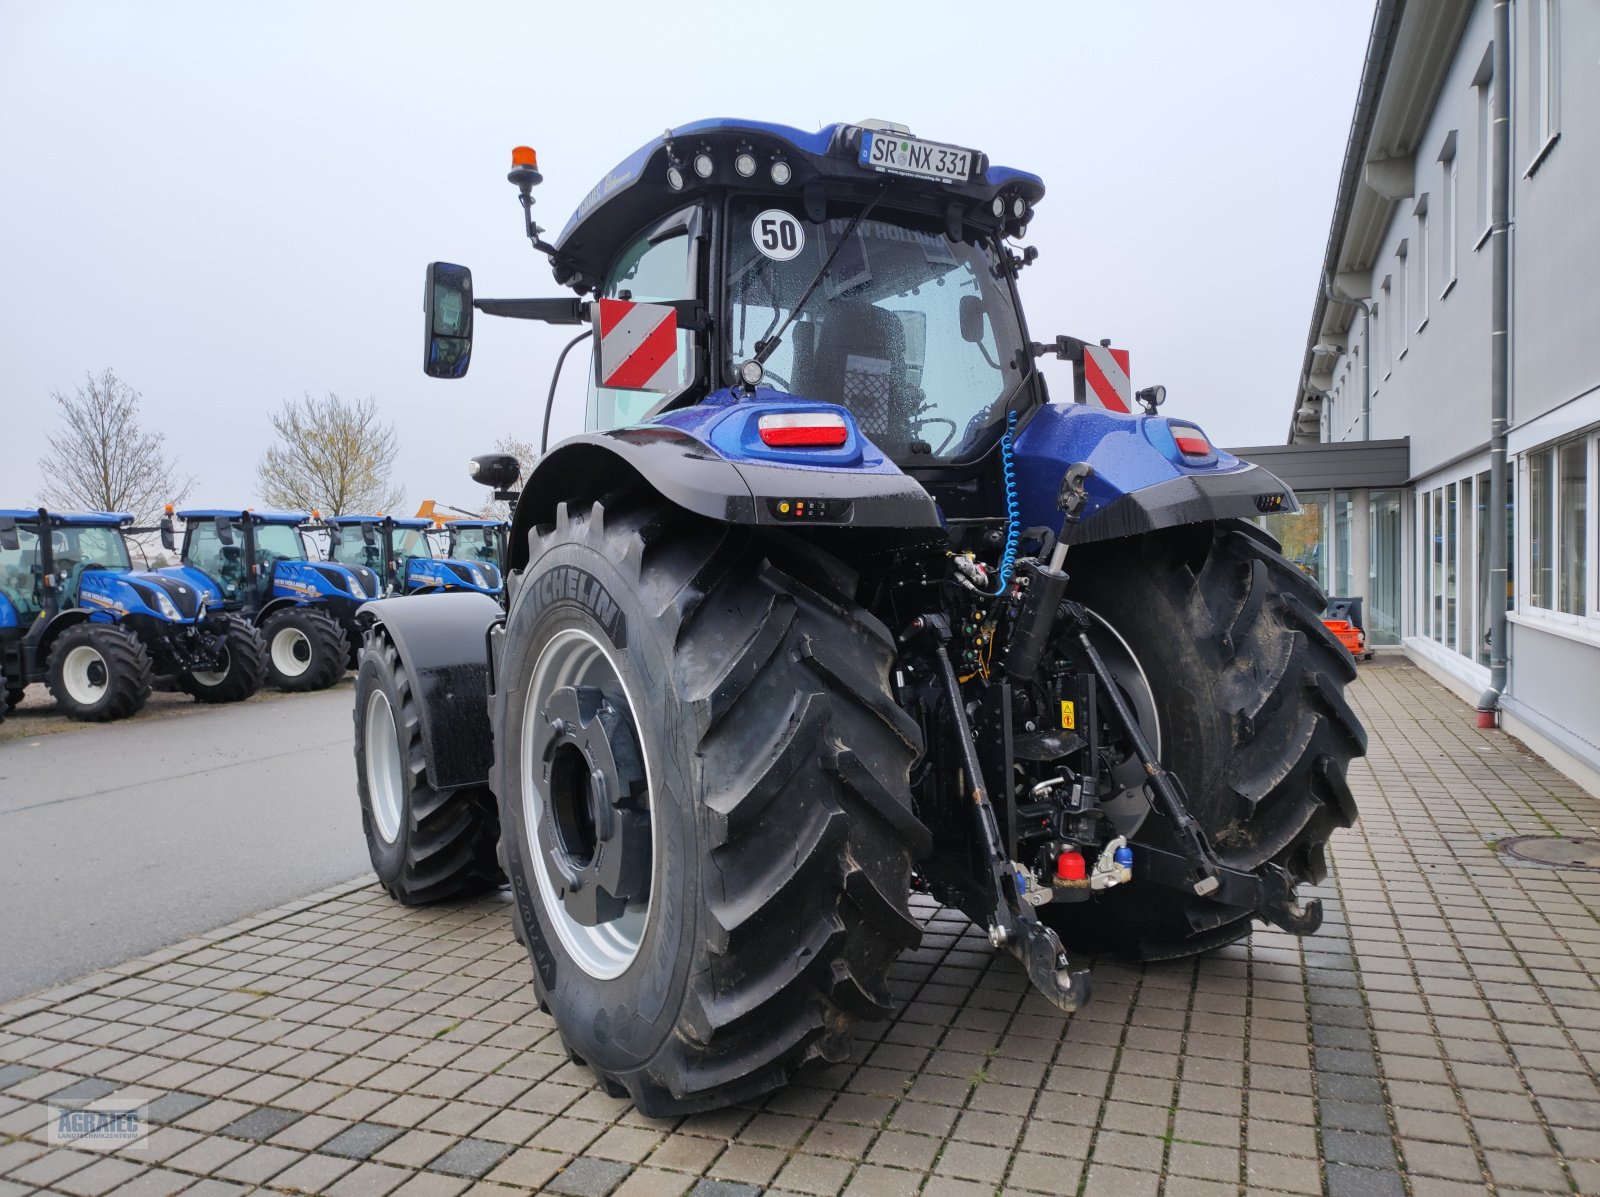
[858,131,974,184]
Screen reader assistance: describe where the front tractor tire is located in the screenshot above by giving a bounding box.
[46,624,153,722]
[263,607,347,691]
[177,615,267,704]
[1045,518,1366,961]
[493,496,924,1117]
[355,629,504,904]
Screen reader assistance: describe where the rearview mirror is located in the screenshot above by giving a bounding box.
[361,524,377,547]
[159,516,175,553]
[958,294,986,344]
[216,516,235,546]
[424,262,474,379]
[326,523,343,548]
[0,519,17,552]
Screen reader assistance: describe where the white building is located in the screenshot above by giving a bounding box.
[1245,0,1599,790]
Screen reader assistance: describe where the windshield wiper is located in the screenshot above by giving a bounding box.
[751,187,885,369]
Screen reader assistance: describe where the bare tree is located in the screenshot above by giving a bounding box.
[479,435,537,517]
[257,393,403,515]
[36,369,193,523]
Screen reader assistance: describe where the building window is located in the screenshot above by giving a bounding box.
[1395,243,1408,359]
[1439,134,1458,291]
[1527,439,1589,616]
[1525,0,1559,170]
[1414,197,1430,330]
[1378,279,1391,380]
[1259,495,1330,595]
[1474,66,1494,244]
[1369,489,1403,646]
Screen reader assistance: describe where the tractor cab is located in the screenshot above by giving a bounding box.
[168,509,378,689]
[440,519,508,572]
[325,515,502,597]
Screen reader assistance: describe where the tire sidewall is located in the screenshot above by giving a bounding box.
[496,536,698,1074]
[49,625,123,718]
[355,644,411,884]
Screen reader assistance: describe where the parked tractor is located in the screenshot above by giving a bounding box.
[320,515,503,597]
[0,508,264,720]
[163,508,375,691]
[353,120,1366,1115]
[440,518,508,574]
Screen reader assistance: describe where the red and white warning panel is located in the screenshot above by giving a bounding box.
[596,298,678,392]
[1083,345,1132,413]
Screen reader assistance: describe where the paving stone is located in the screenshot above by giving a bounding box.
[1326,1163,1408,1197]
[221,1103,303,1140]
[547,1156,633,1196]
[428,1137,511,1179]
[323,1121,408,1160]
[144,1091,210,1124]
[687,1181,763,1197]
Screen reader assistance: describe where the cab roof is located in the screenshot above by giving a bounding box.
[178,509,310,525]
[550,118,1046,293]
[0,508,133,527]
[445,519,506,529]
[327,515,432,530]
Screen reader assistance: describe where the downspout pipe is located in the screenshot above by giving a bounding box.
[1322,278,1372,441]
[1477,0,1512,727]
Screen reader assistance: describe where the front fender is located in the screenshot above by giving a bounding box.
[361,591,501,789]
[1013,404,1298,545]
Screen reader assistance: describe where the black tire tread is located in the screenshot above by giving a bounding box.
[1045,517,1365,961]
[361,628,504,905]
[264,607,347,692]
[505,494,924,1116]
[46,624,153,722]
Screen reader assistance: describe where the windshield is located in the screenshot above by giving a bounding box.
[254,523,306,565]
[56,526,133,573]
[727,197,1027,461]
[331,526,385,573]
[450,526,500,567]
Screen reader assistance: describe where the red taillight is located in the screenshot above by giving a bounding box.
[1174,431,1211,457]
[757,412,848,448]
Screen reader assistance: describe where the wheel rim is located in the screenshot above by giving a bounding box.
[191,643,231,687]
[272,627,313,677]
[62,644,109,705]
[521,628,655,980]
[365,689,404,844]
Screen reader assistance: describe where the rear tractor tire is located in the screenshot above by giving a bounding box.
[1042,518,1366,961]
[3,686,24,712]
[492,495,925,1117]
[355,628,504,904]
[47,624,153,722]
[178,615,267,704]
[263,607,347,691]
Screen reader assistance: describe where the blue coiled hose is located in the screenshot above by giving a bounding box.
[989,410,1020,595]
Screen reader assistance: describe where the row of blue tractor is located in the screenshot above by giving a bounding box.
[0,507,508,722]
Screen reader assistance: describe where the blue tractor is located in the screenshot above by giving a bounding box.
[319,515,503,597]
[439,518,508,578]
[0,508,264,720]
[354,121,1366,1114]
[162,509,376,691]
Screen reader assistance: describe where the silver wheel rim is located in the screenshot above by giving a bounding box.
[272,627,313,677]
[191,642,230,687]
[520,628,655,980]
[62,644,108,705]
[365,689,404,844]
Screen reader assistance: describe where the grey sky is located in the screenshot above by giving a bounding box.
[2,1,1374,514]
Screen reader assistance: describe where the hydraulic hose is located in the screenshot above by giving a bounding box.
[541,330,594,456]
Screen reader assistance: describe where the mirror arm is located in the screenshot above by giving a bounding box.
[474,298,587,325]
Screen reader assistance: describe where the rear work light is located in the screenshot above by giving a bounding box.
[757,412,849,448]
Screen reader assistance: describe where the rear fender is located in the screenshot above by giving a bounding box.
[360,591,501,789]
[1013,404,1299,546]
[509,396,940,572]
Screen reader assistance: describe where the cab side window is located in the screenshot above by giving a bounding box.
[586,209,699,432]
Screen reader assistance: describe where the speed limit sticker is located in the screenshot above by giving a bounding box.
[752,209,805,261]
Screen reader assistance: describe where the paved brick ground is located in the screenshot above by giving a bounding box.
[2,661,1598,1196]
